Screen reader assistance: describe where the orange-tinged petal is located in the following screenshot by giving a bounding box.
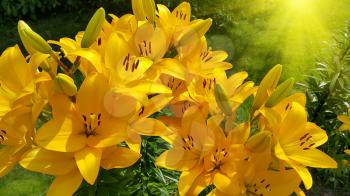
[126,130,142,153]
[139,94,173,118]
[185,171,211,196]
[47,169,83,196]
[223,72,248,96]
[178,164,203,195]
[101,146,141,169]
[181,105,207,136]
[227,123,250,144]
[104,90,140,118]
[74,147,102,185]
[35,115,86,152]
[151,58,186,80]
[156,148,198,171]
[20,147,76,176]
[131,118,172,136]
[0,146,22,177]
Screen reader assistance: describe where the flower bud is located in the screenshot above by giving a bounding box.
[55,74,77,96]
[265,78,295,107]
[345,149,350,155]
[143,0,156,24]
[18,20,52,54]
[214,84,232,116]
[81,7,105,48]
[174,18,212,47]
[132,0,146,21]
[18,20,36,55]
[132,0,156,24]
[252,64,282,110]
[245,131,272,153]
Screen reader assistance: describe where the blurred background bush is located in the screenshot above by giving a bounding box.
[0,0,349,195]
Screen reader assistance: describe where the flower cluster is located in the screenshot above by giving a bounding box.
[0,1,337,195]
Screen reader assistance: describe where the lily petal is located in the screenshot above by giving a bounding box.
[74,147,102,185]
[101,146,141,169]
[131,118,172,136]
[20,147,76,176]
[35,115,86,152]
[47,169,83,196]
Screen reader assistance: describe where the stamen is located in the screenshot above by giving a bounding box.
[149,42,152,54]
[299,133,309,141]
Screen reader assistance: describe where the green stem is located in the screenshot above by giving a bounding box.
[50,52,70,74]
[69,56,81,76]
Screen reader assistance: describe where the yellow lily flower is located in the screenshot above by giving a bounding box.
[208,169,302,196]
[180,37,232,75]
[176,115,248,195]
[35,73,130,184]
[0,45,50,124]
[0,107,33,177]
[271,102,337,189]
[157,2,212,49]
[103,33,174,117]
[132,22,168,61]
[216,72,257,114]
[20,147,83,196]
[338,108,350,131]
[0,45,35,117]
[156,106,215,171]
[20,146,140,196]
[157,2,191,44]
[124,94,174,153]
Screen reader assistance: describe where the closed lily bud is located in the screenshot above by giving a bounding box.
[214,84,232,116]
[55,73,77,96]
[17,20,52,54]
[174,18,212,47]
[132,0,156,24]
[143,0,156,24]
[265,78,295,107]
[252,64,282,110]
[132,0,146,21]
[245,131,272,153]
[81,7,105,48]
[18,20,36,55]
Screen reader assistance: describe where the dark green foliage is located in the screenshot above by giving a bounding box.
[0,0,126,19]
[298,22,350,195]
